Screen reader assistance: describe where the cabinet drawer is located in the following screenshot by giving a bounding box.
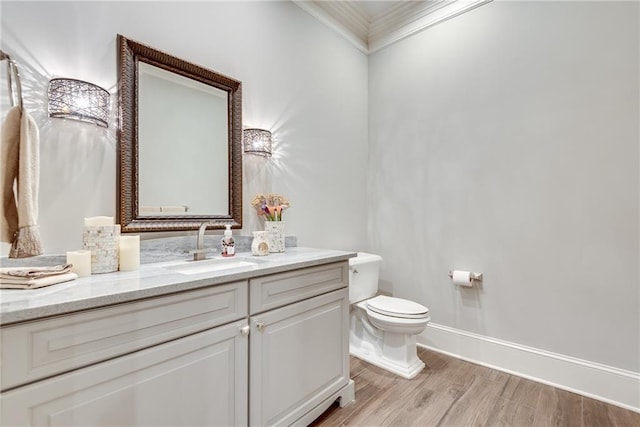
[250,262,348,314]
[1,281,247,391]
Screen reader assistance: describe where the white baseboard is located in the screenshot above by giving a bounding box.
[418,322,640,413]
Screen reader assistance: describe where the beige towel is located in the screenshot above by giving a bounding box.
[0,106,43,257]
[0,272,78,289]
[1,106,20,242]
[0,263,72,279]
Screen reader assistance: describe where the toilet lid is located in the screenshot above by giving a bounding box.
[366,295,429,319]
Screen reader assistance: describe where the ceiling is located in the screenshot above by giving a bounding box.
[293,0,492,54]
[356,1,404,18]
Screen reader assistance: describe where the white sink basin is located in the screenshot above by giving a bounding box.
[162,257,262,275]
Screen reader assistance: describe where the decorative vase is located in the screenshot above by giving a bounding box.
[82,224,120,273]
[251,231,270,256]
[264,221,285,253]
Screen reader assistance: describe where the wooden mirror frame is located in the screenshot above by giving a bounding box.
[117,34,242,232]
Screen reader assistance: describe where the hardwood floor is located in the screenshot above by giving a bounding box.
[310,348,640,427]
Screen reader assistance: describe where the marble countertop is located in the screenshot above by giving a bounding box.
[0,247,356,325]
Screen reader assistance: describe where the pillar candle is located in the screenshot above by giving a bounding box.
[84,216,114,226]
[66,250,92,277]
[119,235,140,271]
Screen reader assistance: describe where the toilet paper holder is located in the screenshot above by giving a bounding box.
[448,270,483,282]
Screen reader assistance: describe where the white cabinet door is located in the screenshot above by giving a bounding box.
[249,289,349,426]
[1,321,248,427]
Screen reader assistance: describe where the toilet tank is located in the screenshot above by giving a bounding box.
[349,252,383,303]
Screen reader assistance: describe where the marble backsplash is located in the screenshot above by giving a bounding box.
[139,234,298,263]
[0,234,298,267]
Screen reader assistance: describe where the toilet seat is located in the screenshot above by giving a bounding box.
[364,305,431,335]
[366,295,429,319]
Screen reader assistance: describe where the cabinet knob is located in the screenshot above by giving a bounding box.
[240,324,250,337]
[256,322,266,332]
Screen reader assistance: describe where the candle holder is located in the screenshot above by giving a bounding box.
[83,225,120,273]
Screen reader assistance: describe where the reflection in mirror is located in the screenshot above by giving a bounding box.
[138,63,228,216]
[117,34,242,232]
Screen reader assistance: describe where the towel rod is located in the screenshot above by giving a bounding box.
[0,50,23,109]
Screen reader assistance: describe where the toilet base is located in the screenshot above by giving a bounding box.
[349,305,426,379]
[350,345,425,379]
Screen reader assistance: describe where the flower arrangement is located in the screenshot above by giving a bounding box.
[251,193,290,221]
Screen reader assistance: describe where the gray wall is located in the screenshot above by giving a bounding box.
[0,1,369,253]
[368,1,639,372]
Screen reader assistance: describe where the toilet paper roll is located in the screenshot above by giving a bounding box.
[452,270,473,287]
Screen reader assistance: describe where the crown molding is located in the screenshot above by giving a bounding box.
[293,0,493,54]
[369,0,493,52]
[318,1,370,42]
[293,0,369,53]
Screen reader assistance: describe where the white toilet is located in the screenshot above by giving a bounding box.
[349,252,430,379]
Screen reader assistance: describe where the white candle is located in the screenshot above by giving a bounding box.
[66,250,92,277]
[119,235,140,271]
[84,216,114,227]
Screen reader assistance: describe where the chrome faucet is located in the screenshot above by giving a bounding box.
[192,222,214,261]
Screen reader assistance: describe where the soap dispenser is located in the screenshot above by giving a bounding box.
[221,225,235,257]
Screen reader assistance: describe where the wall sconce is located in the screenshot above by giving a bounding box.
[48,78,110,127]
[243,128,272,157]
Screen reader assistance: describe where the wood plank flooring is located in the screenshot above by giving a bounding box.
[310,348,640,427]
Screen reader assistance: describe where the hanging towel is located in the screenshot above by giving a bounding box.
[1,106,20,242]
[0,105,43,257]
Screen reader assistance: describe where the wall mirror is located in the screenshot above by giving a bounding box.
[117,34,242,232]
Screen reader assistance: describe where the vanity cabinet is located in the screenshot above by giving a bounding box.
[248,262,351,426]
[1,282,247,391]
[1,281,249,427]
[250,289,349,426]
[0,258,354,427]
[1,321,248,426]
